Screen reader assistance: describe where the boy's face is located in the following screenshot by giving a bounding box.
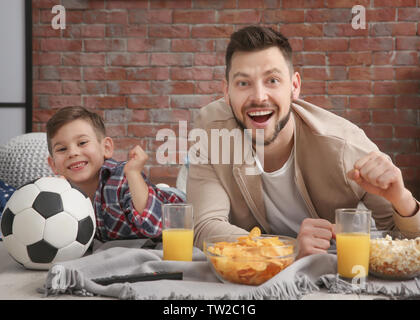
[48,119,113,189]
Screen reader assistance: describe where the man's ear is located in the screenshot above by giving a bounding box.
[103,137,114,159]
[291,71,301,100]
[47,156,59,175]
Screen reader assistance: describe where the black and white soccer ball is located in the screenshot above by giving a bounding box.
[0,177,96,270]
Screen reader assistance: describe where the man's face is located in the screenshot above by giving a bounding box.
[223,46,301,145]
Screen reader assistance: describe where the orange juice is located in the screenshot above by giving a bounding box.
[162,228,194,261]
[336,232,370,279]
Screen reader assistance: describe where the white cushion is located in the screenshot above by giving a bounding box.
[0,133,54,188]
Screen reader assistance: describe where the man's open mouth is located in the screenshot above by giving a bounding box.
[247,110,274,123]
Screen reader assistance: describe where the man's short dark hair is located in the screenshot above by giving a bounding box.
[46,106,106,155]
[225,26,294,80]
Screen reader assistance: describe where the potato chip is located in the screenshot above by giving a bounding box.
[205,227,297,285]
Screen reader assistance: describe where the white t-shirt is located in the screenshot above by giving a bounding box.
[255,148,311,237]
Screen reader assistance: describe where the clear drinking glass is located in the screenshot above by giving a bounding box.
[335,208,371,280]
[162,203,194,261]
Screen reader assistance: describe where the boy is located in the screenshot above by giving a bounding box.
[46,106,184,242]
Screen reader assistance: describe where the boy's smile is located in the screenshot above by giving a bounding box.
[48,119,113,198]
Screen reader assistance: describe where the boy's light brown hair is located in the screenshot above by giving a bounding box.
[46,106,106,155]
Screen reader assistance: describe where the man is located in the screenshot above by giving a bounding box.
[187,26,420,259]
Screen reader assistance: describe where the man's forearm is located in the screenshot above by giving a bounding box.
[392,188,419,217]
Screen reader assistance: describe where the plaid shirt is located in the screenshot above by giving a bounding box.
[93,159,184,241]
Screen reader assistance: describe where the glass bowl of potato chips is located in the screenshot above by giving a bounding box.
[203,227,298,285]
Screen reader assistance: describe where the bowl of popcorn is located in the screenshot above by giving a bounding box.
[369,230,420,280]
[203,227,298,286]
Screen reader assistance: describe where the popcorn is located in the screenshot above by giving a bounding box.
[370,234,420,278]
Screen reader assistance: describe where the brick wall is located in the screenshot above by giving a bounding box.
[32,0,420,198]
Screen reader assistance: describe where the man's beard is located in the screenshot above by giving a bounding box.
[229,99,292,146]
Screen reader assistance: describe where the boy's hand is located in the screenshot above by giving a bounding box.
[124,145,148,175]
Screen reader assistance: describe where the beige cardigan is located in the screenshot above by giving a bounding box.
[187,98,420,249]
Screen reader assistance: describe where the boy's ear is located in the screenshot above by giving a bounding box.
[47,156,59,175]
[103,137,114,159]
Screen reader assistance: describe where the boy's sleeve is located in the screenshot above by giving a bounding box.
[121,173,185,238]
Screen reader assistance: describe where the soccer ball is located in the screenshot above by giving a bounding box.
[0,177,96,270]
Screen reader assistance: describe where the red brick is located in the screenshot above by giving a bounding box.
[398,8,420,21]
[395,126,420,138]
[305,9,352,22]
[280,24,323,37]
[396,37,420,50]
[304,38,348,51]
[150,0,192,8]
[151,109,191,122]
[63,53,105,66]
[83,96,126,109]
[328,81,371,95]
[282,0,324,8]
[323,23,368,37]
[83,11,127,24]
[126,68,169,81]
[193,0,236,9]
[218,10,261,24]
[263,10,305,23]
[171,67,213,81]
[84,39,126,52]
[106,124,126,138]
[395,67,420,80]
[127,96,170,109]
[149,25,190,38]
[150,53,193,66]
[366,8,397,22]
[349,96,395,109]
[171,39,215,52]
[49,95,82,108]
[373,81,420,94]
[193,52,225,66]
[329,52,371,65]
[106,0,148,9]
[372,110,417,125]
[40,39,82,52]
[173,10,216,23]
[300,81,326,95]
[127,39,170,52]
[373,139,417,154]
[83,67,126,81]
[33,53,61,66]
[128,124,171,138]
[40,67,81,81]
[303,96,348,110]
[63,82,82,95]
[170,95,215,108]
[343,110,371,124]
[32,0,58,8]
[34,81,61,94]
[195,81,223,94]
[129,10,172,24]
[107,81,150,95]
[396,154,420,167]
[371,22,417,36]
[326,0,370,7]
[33,25,61,37]
[132,110,150,122]
[303,67,347,80]
[108,53,148,66]
[359,125,393,139]
[396,95,420,109]
[374,0,416,6]
[348,67,394,80]
[151,81,195,95]
[349,38,394,51]
[374,52,418,65]
[191,25,235,38]
[106,25,147,38]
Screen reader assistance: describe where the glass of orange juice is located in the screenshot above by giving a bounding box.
[162,204,194,261]
[335,208,371,281]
